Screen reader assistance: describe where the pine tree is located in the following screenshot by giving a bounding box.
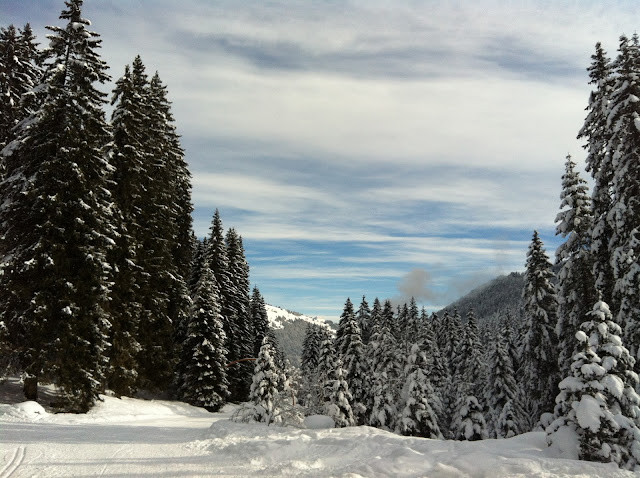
[324,357,355,428]
[250,336,281,425]
[0,0,114,411]
[0,23,41,152]
[179,260,229,411]
[251,286,270,358]
[399,343,442,438]
[578,42,615,310]
[368,317,400,431]
[521,231,560,425]
[335,298,367,425]
[105,59,149,397]
[355,296,372,345]
[451,316,488,440]
[135,68,192,391]
[555,155,595,378]
[485,334,520,438]
[547,300,640,469]
[452,396,488,441]
[225,228,253,401]
[300,324,330,414]
[605,35,640,366]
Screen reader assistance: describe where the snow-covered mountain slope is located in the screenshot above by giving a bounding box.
[265,303,331,330]
[0,388,635,477]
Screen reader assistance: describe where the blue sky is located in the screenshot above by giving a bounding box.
[2,0,638,320]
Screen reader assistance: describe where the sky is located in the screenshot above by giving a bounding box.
[2,0,638,321]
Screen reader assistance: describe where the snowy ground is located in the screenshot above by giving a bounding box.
[0,380,634,477]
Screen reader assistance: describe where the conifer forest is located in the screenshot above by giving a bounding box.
[1,0,640,471]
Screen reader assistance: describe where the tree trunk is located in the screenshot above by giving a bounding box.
[23,375,38,401]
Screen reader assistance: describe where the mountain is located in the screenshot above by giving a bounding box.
[265,304,333,367]
[438,271,525,324]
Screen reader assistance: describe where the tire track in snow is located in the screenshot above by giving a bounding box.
[0,446,25,478]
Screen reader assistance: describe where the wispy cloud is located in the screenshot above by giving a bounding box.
[3,0,635,319]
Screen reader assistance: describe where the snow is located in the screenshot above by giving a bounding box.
[304,414,335,429]
[1,387,637,477]
[265,303,331,330]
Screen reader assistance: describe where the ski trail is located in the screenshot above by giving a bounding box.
[98,444,128,476]
[0,446,25,478]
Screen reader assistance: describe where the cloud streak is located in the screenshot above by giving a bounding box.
[3,0,636,319]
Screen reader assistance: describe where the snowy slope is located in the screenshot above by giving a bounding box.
[0,392,634,477]
[266,303,331,330]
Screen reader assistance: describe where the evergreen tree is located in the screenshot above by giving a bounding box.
[555,154,595,378]
[324,357,355,428]
[547,300,640,469]
[451,316,488,440]
[355,296,372,345]
[225,228,253,401]
[207,211,237,372]
[105,59,149,397]
[605,35,640,366]
[179,260,229,411]
[335,298,367,425]
[399,343,442,439]
[521,231,560,425]
[495,399,520,439]
[485,334,520,438]
[578,42,615,311]
[251,286,270,358]
[135,68,192,391]
[452,396,488,441]
[250,336,281,425]
[369,317,400,431]
[0,23,41,152]
[0,0,114,411]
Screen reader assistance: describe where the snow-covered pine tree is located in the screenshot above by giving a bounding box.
[355,296,372,345]
[335,298,367,425]
[105,59,150,397]
[251,286,270,358]
[399,343,442,439]
[206,210,238,381]
[299,324,327,414]
[452,396,488,441]
[484,333,520,438]
[0,0,114,410]
[225,228,253,401]
[521,230,560,426]
[335,298,355,355]
[605,35,640,367]
[495,399,520,439]
[179,259,229,411]
[547,300,640,468]
[135,69,192,392]
[324,357,356,428]
[0,23,41,152]
[250,336,281,425]
[450,315,488,440]
[578,42,615,312]
[368,316,400,431]
[555,154,595,378]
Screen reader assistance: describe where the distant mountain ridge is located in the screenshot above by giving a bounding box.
[265,304,332,367]
[438,271,524,323]
[268,272,525,366]
[265,304,331,330]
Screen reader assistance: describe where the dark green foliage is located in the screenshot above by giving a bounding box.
[179,260,229,411]
[0,23,41,153]
[0,0,114,411]
[521,231,559,424]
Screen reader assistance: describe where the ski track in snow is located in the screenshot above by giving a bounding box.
[0,446,25,478]
[0,394,636,477]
